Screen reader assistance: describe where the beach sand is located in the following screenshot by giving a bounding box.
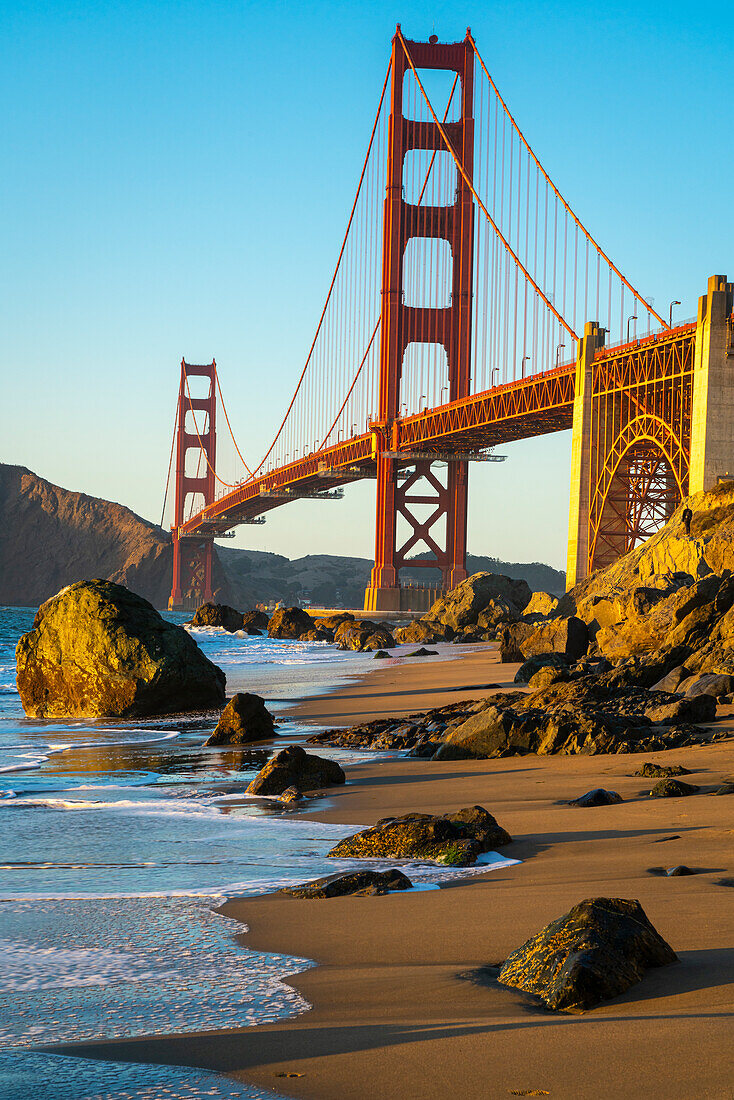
[57,648,734,1099]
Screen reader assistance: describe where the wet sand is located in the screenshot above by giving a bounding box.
[57,650,734,1099]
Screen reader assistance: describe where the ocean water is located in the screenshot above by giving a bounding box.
[0,606,518,1097]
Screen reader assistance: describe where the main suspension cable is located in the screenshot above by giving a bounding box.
[244,58,393,482]
[160,401,179,528]
[397,28,578,341]
[467,32,667,330]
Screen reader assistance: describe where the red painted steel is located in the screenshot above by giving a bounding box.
[164,31,695,613]
[169,360,217,610]
[366,29,476,606]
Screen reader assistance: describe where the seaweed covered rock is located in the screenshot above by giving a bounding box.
[267,606,314,639]
[327,805,511,866]
[16,580,226,718]
[314,612,354,631]
[649,778,700,798]
[635,762,690,778]
[246,745,345,796]
[280,869,412,898]
[498,897,677,1011]
[205,692,276,746]
[568,788,623,807]
[191,602,244,632]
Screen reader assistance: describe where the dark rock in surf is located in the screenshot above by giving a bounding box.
[205,692,276,745]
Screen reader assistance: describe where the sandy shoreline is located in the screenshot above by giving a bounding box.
[55,648,734,1099]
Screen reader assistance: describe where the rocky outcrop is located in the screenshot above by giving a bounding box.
[246,745,345,796]
[423,572,531,634]
[242,610,269,631]
[267,606,314,639]
[514,653,573,684]
[307,699,483,754]
[314,612,354,631]
[327,805,511,866]
[498,897,677,1011]
[432,674,721,759]
[16,579,226,718]
[497,622,535,662]
[0,463,233,609]
[557,485,734,669]
[280,869,412,898]
[335,619,396,651]
[521,616,589,661]
[393,620,449,645]
[522,591,560,618]
[205,692,276,745]
[191,603,245,632]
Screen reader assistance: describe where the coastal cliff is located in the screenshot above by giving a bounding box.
[0,464,181,608]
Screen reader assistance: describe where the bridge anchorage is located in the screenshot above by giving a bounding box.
[165,27,734,613]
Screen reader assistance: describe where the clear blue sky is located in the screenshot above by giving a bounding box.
[3,0,732,571]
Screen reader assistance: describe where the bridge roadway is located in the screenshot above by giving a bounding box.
[178,361,577,540]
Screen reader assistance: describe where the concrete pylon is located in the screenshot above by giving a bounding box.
[689,274,734,493]
[566,321,605,589]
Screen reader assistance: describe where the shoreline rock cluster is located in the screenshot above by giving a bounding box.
[309,666,729,759]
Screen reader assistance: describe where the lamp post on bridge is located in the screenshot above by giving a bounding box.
[555,343,566,369]
[626,314,638,343]
[521,355,530,378]
[492,368,500,386]
[669,300,681,328]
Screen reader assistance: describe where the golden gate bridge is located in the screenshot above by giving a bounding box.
[164,27,733,612]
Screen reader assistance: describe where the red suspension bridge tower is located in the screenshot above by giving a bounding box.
[365,30,476,612]
[168,359,217,610]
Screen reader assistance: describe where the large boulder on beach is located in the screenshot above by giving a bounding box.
[498,897,677,1011]
[327,805,511,866]
[280,869,412,898]
[246,745,345,796]
[205,692,276,745]
[424,572,531,634]
[15,579,226,718]
[267,606,314,639]
[191,602,244,632]
[335,619,396,651]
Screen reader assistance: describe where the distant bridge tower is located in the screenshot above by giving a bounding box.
[169,359,217,611]
[364,29,475,612]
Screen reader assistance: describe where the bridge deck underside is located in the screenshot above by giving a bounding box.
[179,366,576,538]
